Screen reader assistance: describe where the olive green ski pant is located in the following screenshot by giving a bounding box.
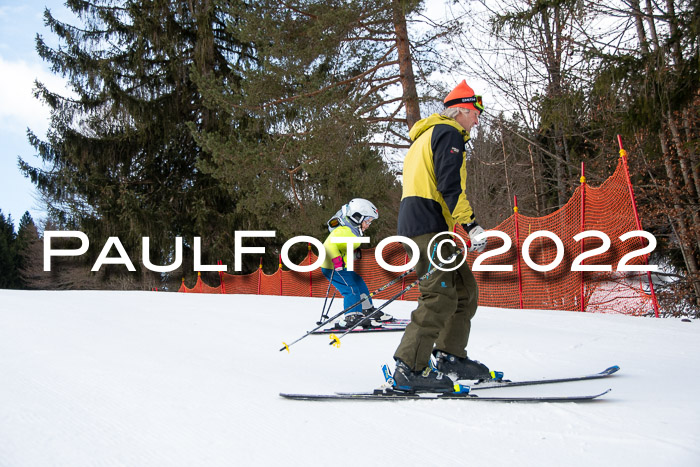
[393,232,479,371]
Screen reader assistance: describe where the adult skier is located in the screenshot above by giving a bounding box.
[321,198,393,330]
[392,80,491,392]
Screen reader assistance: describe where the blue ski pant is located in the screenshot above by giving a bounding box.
[321,268,373,315]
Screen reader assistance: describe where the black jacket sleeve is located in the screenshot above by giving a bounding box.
[431,125,466,213]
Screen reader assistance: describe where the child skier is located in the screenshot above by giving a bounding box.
[321,198,393,330]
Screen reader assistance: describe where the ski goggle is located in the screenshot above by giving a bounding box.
[350,211,376,224]
[444,95,484,113]
[328,217,342,229]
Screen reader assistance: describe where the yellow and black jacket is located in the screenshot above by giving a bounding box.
[397,114,475,237]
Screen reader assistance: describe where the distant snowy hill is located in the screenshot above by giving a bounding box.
[0,290,698,466]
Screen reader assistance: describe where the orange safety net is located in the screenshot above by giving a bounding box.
[179,272,224,294]
[471,158,652,315]
[179,157,657,315]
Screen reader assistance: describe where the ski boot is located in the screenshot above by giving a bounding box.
[392,359,454,393]
[433,350,491,381]
[335,312,373,330]
[363,307,394,325]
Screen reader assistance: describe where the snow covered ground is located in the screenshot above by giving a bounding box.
[0,289,698,467]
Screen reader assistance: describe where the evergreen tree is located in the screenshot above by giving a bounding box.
[193,0,454,259]
[14,212,36,289]
[0,211,20,289]
[20,0,252,284]
[15,212,54,290]
[19,0,459,278]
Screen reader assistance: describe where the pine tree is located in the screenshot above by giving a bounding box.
[19,0,460,278]
[15,212,56,290]
[193,0,455,261]
[20,0,252,285]
[0,211,20,289]
[13,212,36,289]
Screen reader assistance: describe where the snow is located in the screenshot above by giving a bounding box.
[0,290,699,467]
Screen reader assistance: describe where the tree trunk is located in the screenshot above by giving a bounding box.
[499,126,513,211]
[630,0,649,54]
[667,112,699,198]
[528,145,542,217]
[391,0,421,130]
[659,129,700,305]
[644,0,660,49]
[556,151,566,208]
[682,108,700,198]
[540,6,567,207]
[665,0,684,66]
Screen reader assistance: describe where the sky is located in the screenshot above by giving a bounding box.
[0,0,72,228]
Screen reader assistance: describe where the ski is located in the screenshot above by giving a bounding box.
[311,318,410,335]
[336,365,620,396]
[467,365,620,391]
[283,365,617,402]
[280,388,611,402]
[311,325,405,334]
[381,318,410,326]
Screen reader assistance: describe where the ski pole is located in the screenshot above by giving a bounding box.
[280,266,417,352]
[316,269,336,325]
[328,248,466,346]
[319,293,336,324]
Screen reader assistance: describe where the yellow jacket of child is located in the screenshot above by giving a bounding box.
[321,225,363,269]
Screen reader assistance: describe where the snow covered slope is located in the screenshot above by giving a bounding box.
[0,290,698,466]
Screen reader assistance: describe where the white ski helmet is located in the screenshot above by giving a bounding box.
[343,198,379,225]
